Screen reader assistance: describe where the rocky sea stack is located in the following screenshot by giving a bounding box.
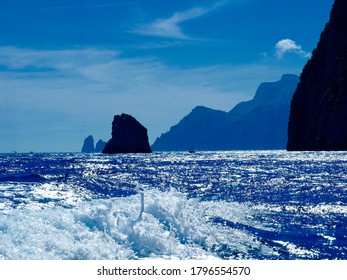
[102,113,152,154]
[95,139,106,153]
[287,0,347,151]
[81,135,95,153]
[81,135,106,153]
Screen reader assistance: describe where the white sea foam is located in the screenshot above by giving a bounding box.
[273,240,318,258]
[0,188,276,260]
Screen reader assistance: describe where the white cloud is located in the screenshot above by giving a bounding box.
[275,39,311,59]
[133,1,227,39]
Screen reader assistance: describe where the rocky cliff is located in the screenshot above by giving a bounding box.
[287,0,347,151]
[102,113,152,154]
[152,74,299,151]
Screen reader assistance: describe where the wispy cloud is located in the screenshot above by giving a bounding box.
[133,1,227,39]
[0,46,119,71]
[275,39,311,59]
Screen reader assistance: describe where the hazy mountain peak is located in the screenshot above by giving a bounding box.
[152,74,299,151]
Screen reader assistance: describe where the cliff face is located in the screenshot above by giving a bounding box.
[102,113,152,154]
[152,74,299,151]
[287,0,347,151]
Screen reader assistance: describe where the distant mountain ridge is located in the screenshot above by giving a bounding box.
[152,74,299,151]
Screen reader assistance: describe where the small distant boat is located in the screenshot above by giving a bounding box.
[188,149,195,153]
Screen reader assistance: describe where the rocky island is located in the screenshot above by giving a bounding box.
[102,113,152,154]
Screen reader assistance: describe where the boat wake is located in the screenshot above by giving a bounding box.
[0,188,278,260]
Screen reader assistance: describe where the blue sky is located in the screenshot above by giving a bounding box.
[0,0,334,152]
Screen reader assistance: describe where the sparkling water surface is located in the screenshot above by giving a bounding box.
[0,151,346,260]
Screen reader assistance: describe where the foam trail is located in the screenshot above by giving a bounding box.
[0,188,278,260]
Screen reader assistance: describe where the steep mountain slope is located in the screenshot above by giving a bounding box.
[152,74,299,151]
[287,0,347,151]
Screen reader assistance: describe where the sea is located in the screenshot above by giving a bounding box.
[0,151,346,260]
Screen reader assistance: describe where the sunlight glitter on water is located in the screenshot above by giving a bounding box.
[0,151,346,259]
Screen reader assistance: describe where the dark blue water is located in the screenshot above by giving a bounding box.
[0,151,346,260]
